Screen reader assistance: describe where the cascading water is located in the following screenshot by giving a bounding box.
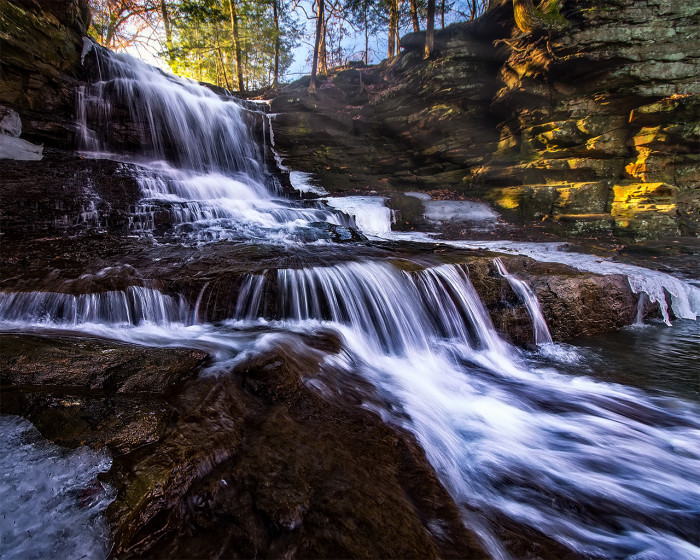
[76,44,352,241]
[227,261,700,560]
[2,41,699,560]
[0,287,188,327]
[493,257,553,345]
[2,259,699,558]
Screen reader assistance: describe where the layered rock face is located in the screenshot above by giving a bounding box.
[0,0,90,146]
[271,0,700,241]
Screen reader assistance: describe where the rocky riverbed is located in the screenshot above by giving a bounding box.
[1,0,699,558]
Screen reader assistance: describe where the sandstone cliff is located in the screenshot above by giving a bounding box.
[270,0,700,242]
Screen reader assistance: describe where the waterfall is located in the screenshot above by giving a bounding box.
[76,45,354,241]
[1,259,699,559]
[232,262,502,355]
[2,40,698,560]
[0,287,189,327]
[323,197,396,236]
[229,260,700,560]
[494,257,553,344]
[77,48,264,177]
[447,240,700,326]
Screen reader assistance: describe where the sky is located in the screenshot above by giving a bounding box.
[122,1,471,82]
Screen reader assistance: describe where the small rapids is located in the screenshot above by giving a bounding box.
[0,416,115,560]
[2,262,699,559]
[0,287,188,326]
[441,240,700,326]
[494,257,553,344]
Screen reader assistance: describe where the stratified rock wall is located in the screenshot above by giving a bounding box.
[480,0,700,241]
[271,0,700,241]
[0,0,90,146]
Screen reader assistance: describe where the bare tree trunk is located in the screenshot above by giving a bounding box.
[410,0,420,32]
[309,0,325,93]
[320,14,327,73]
[387,0,398,57]
[105,11,117,47]
[440,0,445,28]
[160,0,174,61]
[219,49,231,90]
[228,0,245,92]
[364,6,369,64]
[396,0,402,53]
[272,0,280,86]
[425,0,435,58]
[159,0,173,61]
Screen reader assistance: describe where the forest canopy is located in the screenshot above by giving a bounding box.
[87,0,489,91]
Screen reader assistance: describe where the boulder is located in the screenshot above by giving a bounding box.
[0,331,488,559]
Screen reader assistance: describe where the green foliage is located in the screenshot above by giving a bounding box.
[85,0,491,87]
[537,0,570,29]
[167,0,299,90]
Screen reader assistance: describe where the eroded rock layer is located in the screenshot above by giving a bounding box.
[270,0,700,241]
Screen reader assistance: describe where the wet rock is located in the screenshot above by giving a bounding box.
[234,340,310,403]
[108,335,487,559]
[0,334,208,392]
[0,155,142,238]
[494,257,642,341]
[0,334,208,453]
[0,0,90,147]
[0,331,487,559]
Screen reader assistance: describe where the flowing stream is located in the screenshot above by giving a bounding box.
[2,45,699,560]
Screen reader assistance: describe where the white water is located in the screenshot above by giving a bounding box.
[0,287,188,326]
[372,232,700,327]
[449,240,700,325]
[494,257,553,344]
[289,171,329,196]
[233,261,700,559]
[323,196,395,236]
[3,42,700,560]
[0,416,115,560]
[76,45,353,242]
[2,261,699,559]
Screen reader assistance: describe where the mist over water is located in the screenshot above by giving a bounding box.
[2,43,700,560]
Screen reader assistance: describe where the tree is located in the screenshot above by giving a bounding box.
[88,0,161,51]
[424,0,434,57]
[309,0,325,92]
[409,0,419,31]
[227,0,245,91]
[386,0,398,57]
[160,0,174,60]
[272,0,281,85]
[159,0,296,91]
[345,0,384,64]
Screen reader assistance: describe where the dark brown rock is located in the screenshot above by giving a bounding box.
[496,257,643,341]
[0,0,90,147]
[104,333,487,560]
[0,333,208,453]
[0,331,488,559]
[0,333,208,392]
[0,155,142,238]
